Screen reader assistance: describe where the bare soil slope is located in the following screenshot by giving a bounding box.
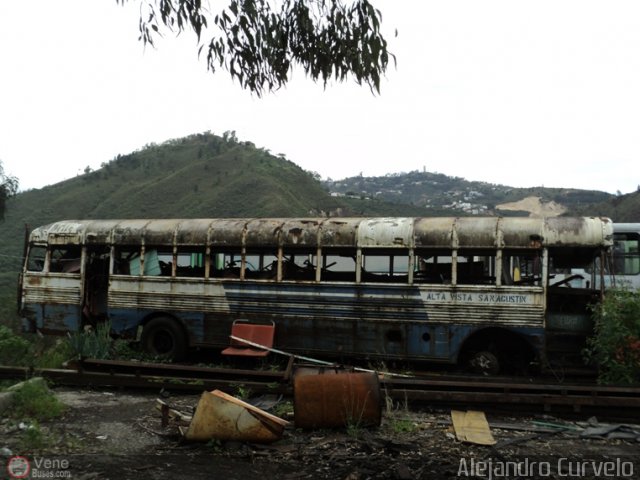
[497,196,567,217]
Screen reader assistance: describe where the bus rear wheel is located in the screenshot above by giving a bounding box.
[468,350,500,376]
[141,317,187,361]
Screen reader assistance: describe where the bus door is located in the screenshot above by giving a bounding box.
[22,244,84,334]
[82,246,111,327]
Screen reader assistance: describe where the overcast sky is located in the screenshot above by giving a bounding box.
[1,1,639,194]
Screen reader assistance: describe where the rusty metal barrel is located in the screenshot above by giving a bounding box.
[293,369,382,429]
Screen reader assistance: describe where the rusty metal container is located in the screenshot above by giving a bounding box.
[293,370,382,429]
[181,389,289,443]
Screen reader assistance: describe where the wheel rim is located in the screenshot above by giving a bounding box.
[151,329,175,355]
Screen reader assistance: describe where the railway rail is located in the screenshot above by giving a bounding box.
[1,358,639,419]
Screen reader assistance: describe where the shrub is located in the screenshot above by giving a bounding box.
[0,325,32,366]
[585,289,640,385]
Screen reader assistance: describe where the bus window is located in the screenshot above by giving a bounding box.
[175,248,206,278]
[503,250,542,286]
[50,246,81,273]
[362,251,409,283]
[457,250,496,285]
[156,250,173,276]
[242,251,278,279]
[210,250,244,278]
[114,247,140,275]
[210,248,262,279]
[613,234,640,275]
[26,246,46,272]
[282,249,317,281]
[415,251,452,284]
[322,250,356,282]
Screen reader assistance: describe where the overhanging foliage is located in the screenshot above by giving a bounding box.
[117,0,394,95]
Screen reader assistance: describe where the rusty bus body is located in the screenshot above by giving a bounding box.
[19,217,614,373]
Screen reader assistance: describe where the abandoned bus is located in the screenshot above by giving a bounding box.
[19,217,613,373]
[560,223,640,291]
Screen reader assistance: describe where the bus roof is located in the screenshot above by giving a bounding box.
[613,223,640,233]
[28,217,614,250]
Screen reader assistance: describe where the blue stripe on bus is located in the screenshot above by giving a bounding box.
[22,302,81,333]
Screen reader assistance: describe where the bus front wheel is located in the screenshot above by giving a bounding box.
[141,317,187,361]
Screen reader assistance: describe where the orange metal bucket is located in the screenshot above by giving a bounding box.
[293,371,382,429]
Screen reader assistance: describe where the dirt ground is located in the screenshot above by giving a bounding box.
[1,386,639,480]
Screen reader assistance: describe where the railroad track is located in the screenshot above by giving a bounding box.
[1,359,639,419]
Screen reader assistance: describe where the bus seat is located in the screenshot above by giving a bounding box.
[221,320,275,357]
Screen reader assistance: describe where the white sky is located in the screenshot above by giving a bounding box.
[1,1,639,194]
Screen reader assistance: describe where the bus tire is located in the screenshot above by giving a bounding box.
[141,317,188,361]
[468,350,500,376]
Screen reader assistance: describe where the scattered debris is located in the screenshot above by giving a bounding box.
[155,398,193,426]
[2,385,639,479]
[451,410,496,445]
[180,390,289,443]
[579,417,640,441]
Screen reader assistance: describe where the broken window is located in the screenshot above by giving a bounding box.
[282,248,318,281]
[503,250,543,286]
[415,250,453,284]
[243,250,279,280]
[457,249,496,285]
[49,246,82,273]
[210,250,242,279]
[26,245,47,272]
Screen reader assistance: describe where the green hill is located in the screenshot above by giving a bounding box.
[571,190,640,222]
[0,133,332,309]
[0,132,423,309]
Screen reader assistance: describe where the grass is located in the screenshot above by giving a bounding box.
[389,417,417,434]
[3,377,66,452]
[32,337,75,369]
[9,379,65,421]
[382,390,419,435]
[68,321,112,359]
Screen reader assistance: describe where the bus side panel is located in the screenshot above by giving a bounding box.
[21,273,82,334]
[220,282,434,360]
[106,278,545,363]
[107,276,230,342]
